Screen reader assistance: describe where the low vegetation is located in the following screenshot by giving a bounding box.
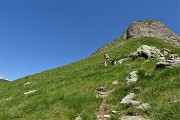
[0,37,179,120]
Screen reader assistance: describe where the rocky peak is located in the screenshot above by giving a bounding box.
[121,20,180,47]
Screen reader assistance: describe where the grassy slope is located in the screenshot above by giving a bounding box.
[0,37,180,120]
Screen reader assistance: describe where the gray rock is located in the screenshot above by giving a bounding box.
[120,93,135,104]
[157,57,166,61]
[95,86,112,98]
[163,48,171,53]
[75,116,82,120]
[128,45,163,60]
[121,20,180,47]
[97,114,111,120]
[137,45,163,58]
[24,90,37,96]
[156,55,180,69]
[96,87,111,92]
[111,110,117,114]
[112,80,119,85]
[163,51,169,56]
[117,58,128,64]
[132,87,141,93]
[126,71,138,83]
[23,81,33,86]
[96,92,109,99]
[120,116,149,120]
[128,52,139,60]
[129,100,141,106]
[136,103,150,110]
[169,99,180,104]
[0,97,12,103]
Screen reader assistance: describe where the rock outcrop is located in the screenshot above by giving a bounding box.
[156,54,180,69]
[121,20,180,47]
[128,45,163,59]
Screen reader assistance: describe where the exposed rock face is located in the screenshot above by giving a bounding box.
[121,20,180,47]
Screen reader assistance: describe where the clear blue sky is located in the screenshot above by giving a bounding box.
[0,0,179,81]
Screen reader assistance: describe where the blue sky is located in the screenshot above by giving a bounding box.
[0,0,179,81]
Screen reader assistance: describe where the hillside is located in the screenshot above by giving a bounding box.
[0,36,180,120]
[0,79,9,90]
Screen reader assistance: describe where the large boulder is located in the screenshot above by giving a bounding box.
[137,45,163,58]
[128,45,163,60]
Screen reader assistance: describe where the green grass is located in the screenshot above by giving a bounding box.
[0,37,179,120]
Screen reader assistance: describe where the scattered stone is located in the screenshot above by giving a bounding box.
[126,64,133,67]
[0,97,12,103]
[126,112,137,116]
[128,52,139,60]
[120,93,149,108]
[24,90,37,96]
[129,100,141,106]
[23,81,33,86]
[97,114,111,120]
[110,60,117,65]
[96,92,109,99]
[95,86,112,99]
[157,57,166,61]
[112,80,119,85]
[136,103,150,110]
[132,87,141,93]
[156,54,180,69]
[75,116,82,120]
[169,54,178,60]
[120,93,135,104]
[163,51,169,56]
[96,87,111,92]
[117,58,127,64]
[111,110,117,114]
[126,71,138,83]
[120,115,149,120]
[163,48,171,54]
[169,99,180,104]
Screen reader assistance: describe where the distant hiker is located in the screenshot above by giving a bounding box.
[104,53,110,67]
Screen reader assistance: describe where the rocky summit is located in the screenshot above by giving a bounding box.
[121,20,180,47]
[93,20,180,56]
